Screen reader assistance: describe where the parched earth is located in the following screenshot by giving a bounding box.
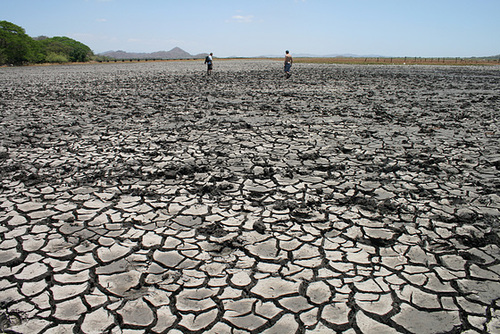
[0,60,499,333]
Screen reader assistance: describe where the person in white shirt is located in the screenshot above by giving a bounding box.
[204,53,213,75]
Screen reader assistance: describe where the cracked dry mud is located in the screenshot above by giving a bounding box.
[0,60,499,333]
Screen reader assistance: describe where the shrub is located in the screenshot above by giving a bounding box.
[45,52,69,63]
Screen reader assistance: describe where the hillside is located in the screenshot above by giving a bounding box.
[99,47,206,59]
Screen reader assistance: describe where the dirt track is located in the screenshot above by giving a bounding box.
[1,60,499,333]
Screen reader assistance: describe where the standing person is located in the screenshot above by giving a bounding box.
[204,53,213,76]
[284,50,293,78]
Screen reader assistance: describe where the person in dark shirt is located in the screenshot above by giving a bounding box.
[284,50,293,78]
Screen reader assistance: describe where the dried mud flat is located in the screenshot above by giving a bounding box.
[0,60,499,333]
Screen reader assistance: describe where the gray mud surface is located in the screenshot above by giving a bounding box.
[1,60,500,333]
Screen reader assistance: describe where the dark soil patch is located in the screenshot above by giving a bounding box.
[197,223,229,238]
[456,231,500,248]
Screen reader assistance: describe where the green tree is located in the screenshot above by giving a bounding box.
[48,36,93,62]
[0,21,94,65]
[0,20,36,65]
[30,36,49,63]
[38,38,73,59]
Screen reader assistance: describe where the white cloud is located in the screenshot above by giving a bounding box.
[95,18,107,22]
[228,15,254,23]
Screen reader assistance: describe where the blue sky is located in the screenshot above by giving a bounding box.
[3,0,499,57]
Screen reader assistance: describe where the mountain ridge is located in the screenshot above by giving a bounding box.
[99,47,207,59]
[256,53,386,58]
[99,48,500,60]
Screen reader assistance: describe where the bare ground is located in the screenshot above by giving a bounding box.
[0,60,499,333]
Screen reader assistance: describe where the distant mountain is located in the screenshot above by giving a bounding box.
[99,47,207,59]
[257,53,385,58]
[482,54,500,60]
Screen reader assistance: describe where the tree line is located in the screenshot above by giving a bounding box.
[0,20,93,65]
